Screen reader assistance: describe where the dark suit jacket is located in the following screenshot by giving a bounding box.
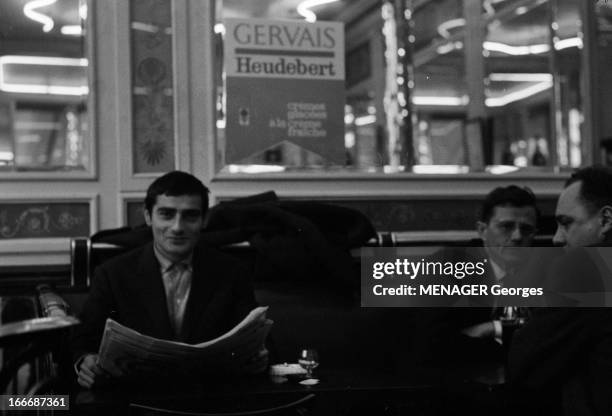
[72,241,257,360]
[412,246,506,365]
[508,248,612,415]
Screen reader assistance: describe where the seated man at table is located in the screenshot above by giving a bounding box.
[509,165,612,415]
[73,171,266,388]
[414,185,539,364]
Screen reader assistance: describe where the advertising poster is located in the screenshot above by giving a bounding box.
[224,18,345,164]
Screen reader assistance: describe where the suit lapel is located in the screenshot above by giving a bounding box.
[133,243,174,340]
[181,244,221,342]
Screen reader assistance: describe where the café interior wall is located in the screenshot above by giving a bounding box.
[598,40,612,144]
[0,2,120,267]
[0,0,594,268]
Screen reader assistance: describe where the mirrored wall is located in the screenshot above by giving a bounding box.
[0,0,91,174]
[214,0,590,175]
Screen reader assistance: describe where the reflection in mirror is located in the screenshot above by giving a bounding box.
[215,0,589,175]
[0,0,89,172]
[484,0,553,170]
[596,0,612,166]
[551,0,583,168]
[411,0,467,169]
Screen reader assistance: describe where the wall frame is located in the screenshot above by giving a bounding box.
[0,193,98,265]
[0,0,98,181]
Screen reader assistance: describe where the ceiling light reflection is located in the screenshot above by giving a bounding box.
[483,41,550,55]
[354,115,376,126]
[214,23,226,35]
[554,37,583,50]
[487,165,520,174]
[23,0,57,32]
[412,96,469,106]
[515,6,528,15]
[0,56,88,96]
[412,79,552,108]
[485,81,552,107]
[437,18,466,39]
[436,42,456,55]
[0,55,87,66]
[0,84,88,95]
[227,164,286,174]
[412,165,470,174]
[61,25,82,36]
[0,151,14,161]
[296,0,339,23]
[488,73,552,82]
[79,2,87,19]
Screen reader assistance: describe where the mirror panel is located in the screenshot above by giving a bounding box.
[0,0,90,173]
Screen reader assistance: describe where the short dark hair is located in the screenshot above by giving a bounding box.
[565,165,612,214]
[480,185,539,223]
[144,171,209,213]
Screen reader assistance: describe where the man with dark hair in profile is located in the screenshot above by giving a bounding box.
[415,185,539,364]
[509,165,612,415]
[73,171,265,389]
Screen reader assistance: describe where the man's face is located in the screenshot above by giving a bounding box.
[553,181,607,248]
[144,194,203,262]
[477,205,538,267]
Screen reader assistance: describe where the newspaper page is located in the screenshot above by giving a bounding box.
[97,306,272,378]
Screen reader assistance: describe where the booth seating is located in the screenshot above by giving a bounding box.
[65,192,555,373]
[65,199,411,372]
[0,285,78,397]
[62,194,557,414]
[68,235,408,372]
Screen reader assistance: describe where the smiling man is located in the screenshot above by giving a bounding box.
[73,171,264,388]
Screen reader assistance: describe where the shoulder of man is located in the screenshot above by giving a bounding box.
[193,242,249,271]
[93,242,153,277]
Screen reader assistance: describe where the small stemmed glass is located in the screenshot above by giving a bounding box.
[298,349,319,378]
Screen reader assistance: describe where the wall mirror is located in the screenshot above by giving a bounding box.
[215,0,589,176]
[0,0,92,175]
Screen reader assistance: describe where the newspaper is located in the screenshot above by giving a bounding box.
[97,306,272,378]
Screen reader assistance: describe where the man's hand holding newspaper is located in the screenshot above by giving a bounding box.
[95,306,272,382]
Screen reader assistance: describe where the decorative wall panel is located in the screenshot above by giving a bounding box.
[131,0,175,173]
[126,200,145,227]
[0,202,90,239]
[213,196,558,234]
[332,198,558,233]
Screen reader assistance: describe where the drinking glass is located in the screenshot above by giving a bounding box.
[298,349,319,378]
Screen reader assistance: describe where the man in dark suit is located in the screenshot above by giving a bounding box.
[416,185,539,364]
[509,166,612,415]
[74,171,264,388]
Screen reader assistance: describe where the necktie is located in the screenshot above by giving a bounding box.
[166,262,187,337]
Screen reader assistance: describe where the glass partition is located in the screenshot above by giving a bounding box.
[411,0,467,169]
[215,0,590,175]
[596,0,612,166]
[0,0,90,173]
[484,0,553,170]
[550,0,584,168]
[130,0,175,174]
